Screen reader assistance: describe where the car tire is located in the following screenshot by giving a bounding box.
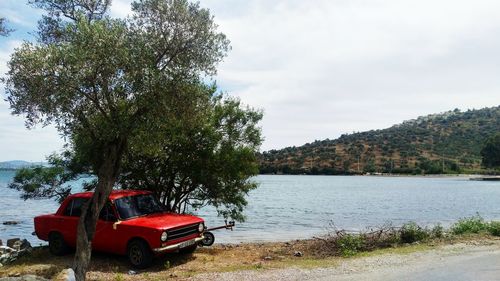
[200,231,215,246]
[48,232,70,256]
[127,239,153,269]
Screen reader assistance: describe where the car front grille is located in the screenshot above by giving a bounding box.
[167,223,199,241]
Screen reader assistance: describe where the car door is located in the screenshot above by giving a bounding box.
[93,201,120,253]
[59,197,88,248]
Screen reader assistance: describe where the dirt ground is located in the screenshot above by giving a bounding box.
[1,236,499,281]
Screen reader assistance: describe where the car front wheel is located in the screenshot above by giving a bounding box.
[127,239,153,269]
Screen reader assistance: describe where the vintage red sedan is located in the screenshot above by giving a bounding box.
[34,190,205,268]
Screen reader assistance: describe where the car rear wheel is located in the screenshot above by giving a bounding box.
[48,232,70,256]
[127,239,153,269]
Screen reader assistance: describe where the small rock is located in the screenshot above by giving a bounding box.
[54,268,75,281]
[293,251,303,257]
[14,239,32,254]
[128,270,137,275]
[7,238,20,248]
[0,246,16,254]
[263,256,273,260]
[3,221,19,225]
[66,268,76,281]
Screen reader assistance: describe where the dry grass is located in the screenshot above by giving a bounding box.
[1,235,498,281]
[0,240,324,281]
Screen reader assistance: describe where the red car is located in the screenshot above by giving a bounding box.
[34,190,205,268]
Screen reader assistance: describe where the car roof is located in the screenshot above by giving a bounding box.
[68,190,152,200]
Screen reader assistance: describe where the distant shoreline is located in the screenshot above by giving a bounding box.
[258,173,492,178]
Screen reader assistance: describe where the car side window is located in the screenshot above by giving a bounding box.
[99,202,117,222]
[63,198,88,217]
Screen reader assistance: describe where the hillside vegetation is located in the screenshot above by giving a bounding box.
[259,106,500,175]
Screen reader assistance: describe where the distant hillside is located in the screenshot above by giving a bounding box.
[0,160,44,170]
[259,106,500,175]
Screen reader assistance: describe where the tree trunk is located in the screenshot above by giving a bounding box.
[73,139,126,281]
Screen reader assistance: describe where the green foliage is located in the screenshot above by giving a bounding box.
[400,222,429,243]
[481,133,500,168]
[5,0,258,223]
[8,152,91,203]
[120,93,263,221]
[319,220,500,258]
[487,221,500,237]
[336,234,365,257]
[5,1,235,279]
[430,224,444,238]
[260,107,500,174]
[451,215,488,235]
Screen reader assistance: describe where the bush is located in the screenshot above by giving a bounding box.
[487,221,500,236]
[336,234,365,257]
[400,222,429,243]
[451,215,488,235]
[430,224,444,238]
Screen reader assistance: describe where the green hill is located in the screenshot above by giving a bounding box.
[259,106,500,175]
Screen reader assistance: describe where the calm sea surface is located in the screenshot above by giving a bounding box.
[1,171,500,245]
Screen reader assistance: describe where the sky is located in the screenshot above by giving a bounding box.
[1,0,500,161]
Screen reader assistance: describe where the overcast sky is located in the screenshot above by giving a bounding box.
[1,0,500,161]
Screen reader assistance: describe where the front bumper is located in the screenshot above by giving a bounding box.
[153,236,204,253]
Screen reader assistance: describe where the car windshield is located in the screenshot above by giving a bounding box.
[114,194,165,220]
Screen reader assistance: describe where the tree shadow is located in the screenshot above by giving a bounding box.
[0,246,199,278]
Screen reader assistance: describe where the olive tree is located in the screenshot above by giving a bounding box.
[4,0,229,280]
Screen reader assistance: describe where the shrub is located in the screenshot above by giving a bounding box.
[400,222,429,243]
[336,234,365,257]
[487,221,500,236]
[451,215,487,235]
[430,224,444,238]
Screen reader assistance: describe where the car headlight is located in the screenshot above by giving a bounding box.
[198,223,205,232]
[161,231,168,242]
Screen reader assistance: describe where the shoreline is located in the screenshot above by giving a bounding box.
[1,235,499,281]
[258,173,487,178]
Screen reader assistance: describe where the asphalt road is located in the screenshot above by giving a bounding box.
[382,249,500,281]
[194,241,500,281]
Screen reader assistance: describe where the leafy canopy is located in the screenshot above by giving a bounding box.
[121,88,263,221]
[5,1,232,279]
[7,0,262,222]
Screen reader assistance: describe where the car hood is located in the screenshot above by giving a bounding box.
[119,212,204,230]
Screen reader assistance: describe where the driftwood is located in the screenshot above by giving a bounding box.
[311,222,401,256]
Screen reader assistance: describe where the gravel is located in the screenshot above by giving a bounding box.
[190,241,500,281]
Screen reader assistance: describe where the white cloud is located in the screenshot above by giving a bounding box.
[0,39,64,162]
[2,0,500,160]
[200,0,500,150]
